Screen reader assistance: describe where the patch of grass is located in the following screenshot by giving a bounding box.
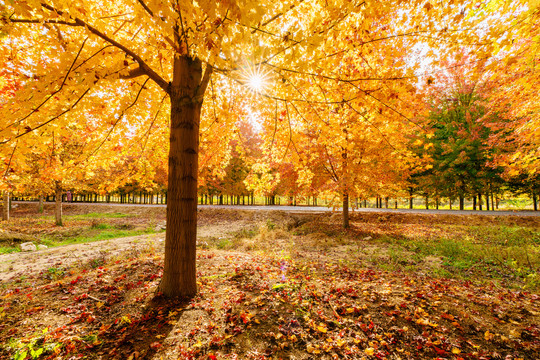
[364,224,539,288]
[91,222,112,230]
[0,246,20,254]
[40,212,130,220]
[232,227,258,239]
[41,227,157,248]
[217,238,232,249]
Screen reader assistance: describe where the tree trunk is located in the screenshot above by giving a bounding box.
[159,56,210,298]
[485,193,490,211]
[55,182,63,226]
[533,190,538,211]
[2,191,9,221]
[38,194,44,213]
[473,196,477,210]
[459,196,464,210]
[342,192,349,229]
[478,194,482,211]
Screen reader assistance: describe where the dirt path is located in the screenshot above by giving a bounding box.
[0,222,248,283]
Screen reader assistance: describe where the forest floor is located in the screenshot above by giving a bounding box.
[0,204,539,359]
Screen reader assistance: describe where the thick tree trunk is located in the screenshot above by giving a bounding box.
[55,182,63,226]
[2,191,9,221]
[159,56,210,298]
[342,192,349,229]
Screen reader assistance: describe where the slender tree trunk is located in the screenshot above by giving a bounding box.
[473,196,477,210]
[485,193,490,211]
[459,196,464,210]
[409,196,413,209]
[533,190,538,211]
[478,194,482,211]
[159,56,210,298]
[343,192,349,229]
[425,195,429,209]
[2,191,9,221]
[55,182,62,226]
[38,194,44,213]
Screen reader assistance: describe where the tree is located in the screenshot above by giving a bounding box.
[1,0,522,297]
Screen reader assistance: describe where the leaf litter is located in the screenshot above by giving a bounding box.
[0,205,539,359]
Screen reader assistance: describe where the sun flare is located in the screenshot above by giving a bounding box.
[239,63,271,95]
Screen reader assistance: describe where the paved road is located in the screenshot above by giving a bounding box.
[13,201,540,217]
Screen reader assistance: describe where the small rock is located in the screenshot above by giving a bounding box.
[20,242,37,252]
[37,244,48,250]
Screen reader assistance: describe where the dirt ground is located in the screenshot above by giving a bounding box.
[1,204,539,359]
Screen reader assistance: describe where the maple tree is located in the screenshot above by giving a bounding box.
[410,60,507,210]
[1,0,535,298]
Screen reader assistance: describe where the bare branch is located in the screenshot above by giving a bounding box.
[9,18,80,26]
[136,0,155,17]
[119,66,147,79]
[196,64,213,102]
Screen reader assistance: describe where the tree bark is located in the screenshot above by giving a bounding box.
[342,192,349,229]
[533,190,538,211]
[459,196,464,210]
[2,191,9,222]
[158,56,210,298]
[55,182,63,226]
[38,194,44,213]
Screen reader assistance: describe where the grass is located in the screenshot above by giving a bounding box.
[0,246,20,254]
[369,224,540,288]
[39,212,129,220]
[40,227,157,248]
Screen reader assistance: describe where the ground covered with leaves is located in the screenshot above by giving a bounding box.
[1,205,539,359]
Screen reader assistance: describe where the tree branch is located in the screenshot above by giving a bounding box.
[196,64,213,102]
[40,3,169,94]
[1,38,89,133]
[136,0,154,17]
[2,88,91,144]
[9,18,80,26]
